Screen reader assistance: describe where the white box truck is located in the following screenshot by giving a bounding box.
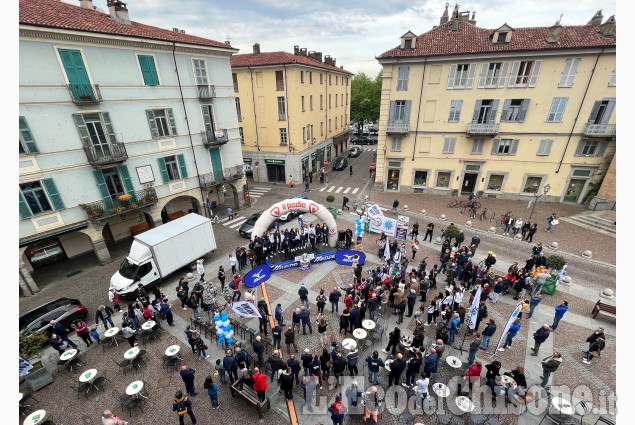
[110,213,217,297]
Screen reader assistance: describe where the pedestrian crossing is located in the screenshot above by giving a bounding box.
[248,186,271,198]
[319,185,361,194]
[363,148,377,152]
[220,215,248,229]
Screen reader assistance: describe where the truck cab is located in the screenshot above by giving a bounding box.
[110,241,161,297]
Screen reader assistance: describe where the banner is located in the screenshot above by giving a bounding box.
[19,357,33,378]
[467,286,482,330]
[396,215,410,240]
[366,204,384,218]
[243,264,271,288]
[335,250,366,266]
[231,301,262,318]
[494,303,523,353]
[383,238,391,260]
[369,216,397,237]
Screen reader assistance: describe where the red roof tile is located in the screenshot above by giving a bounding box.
[231,51,354,75]
[378,20,616,59]
[20,0,234,50]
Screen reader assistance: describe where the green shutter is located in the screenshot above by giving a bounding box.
[201,106,213,132]
[19,189,32,219]
[138,55,159,86]
[167,108,177,135]
[41,178,65,211]
[92,169,116,210]
[145,110,159,139]
[177,153,188,179]
[118,164,135,194]
[72,113,91,145]
[157,157,170,183]
[19,116,39,154]
[101,112,117,144]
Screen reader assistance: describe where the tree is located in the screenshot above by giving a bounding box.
[546,255,566,272]
[443,224,460,241]
[350,72,382,136]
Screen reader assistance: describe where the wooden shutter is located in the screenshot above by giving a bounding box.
[518,99,530,122]
[472,100,482,123]
[388,101,396,122]
[118,164,135,194]
[574,140,585,156]
[601,98,616,124]
[145,110,159,139]
[528,60,542,87]
[167,109,177,135]
[478,63,488,88]
[138,55,159,86]
[498,62,509,88]
[500,99,511,121]
[565,58,580,87]
[491,139,500,155]
[587,101,601,124]
[101,112,117,144]
[201,105,213,132]
[92,169,115,209]
[177,153,188,179]
[72,113,91,145]
[537,139,553,156]
[19,116,39,154]
[447,64,457,89]
[157,157,170,183]
[508,61,520,88]
[41,178,65,211]
[466,63,476,88]
[489,100,499,123]
[19,189,32,219]
[510,139,519,155]
[404,101,412,122]
[597,141,608,157]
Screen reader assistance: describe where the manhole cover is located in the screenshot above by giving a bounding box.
[157,376,171,389]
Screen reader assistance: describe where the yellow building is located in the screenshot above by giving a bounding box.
[231,44,353,184]
[375,6,616,207]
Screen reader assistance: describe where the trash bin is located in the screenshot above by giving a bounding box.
[329,207,338,220]
[542,278,558,296]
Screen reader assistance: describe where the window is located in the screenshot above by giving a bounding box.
[280,128,288,145]
[19,179,64,218]
[329,75,332,85]
[575,140,608,157]
[537,139,553,156]
[239,127,244,144]
[309,72,313,84]
[145,109,176,138]
[487,174,504,191]
[471,139,484,154]
[300,71,304,83]
[320,95,323,110]
[276,70,284,91]
[138,55,159,86]
[442,137,456,154]
[397,66,410,91]
[479,62,508,88]
[321,122,324,136]
[235,97,242,122]
[403,39,412,49]
[447,63,475,89]
[436,172,451,188]
[346,93,348,106]
[508,60,542,88]
[496,32,507,43]
[329,119,331,132]
[559,58,581,87]
[310,95,313,110]
[19,116,39,154]
[335,95,338,108]
[329,94,332,109]
[448,100,463,122]
[101,167,126,199]
[201,105,216,134]
[346,77,349,87]
[472,99,499,123]
[547,97,568,122]
[335,117,338,129]
[501,99,529,122]
[277,97,286,120]
[492,138,519,155]
[301,96,305,112]
[232,73,239,92]
[608,69,616,87]
[587,98,615,124]
[302,127,306,143]
[192,59,209,85]
[320,73,323,84]
[391,137,402,151]
[73,112,117,157]
[341,94,344,107]
[522,176,543,194]
[158,154,187,183]
[394,100,408,121]
[413,171,427,186]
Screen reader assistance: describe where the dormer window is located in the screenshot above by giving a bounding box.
[492,24,514,44]
[404,39,412,49]
[496,32,508,43]
[400,31,417,50]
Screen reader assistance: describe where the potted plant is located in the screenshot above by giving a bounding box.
[546,254,567,277]
[443,223,460,241]
[326,195,335,208]
[19,333,54,390]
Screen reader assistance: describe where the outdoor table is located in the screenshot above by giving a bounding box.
[165,345,181,358]
[342,338,357,351]
[550,396,575,416]
[79,368,98,384]
[23,409,46,425]
[142,320,156,330]
[59,349,78,362]
[432,382,450,398]
[353,328,367,340]
[104,327,120,346]
[126,380,147,398]
[446,355,463,369]
[362,320,376,331]
[500,375,514,386]
[455,395,475,413]
[399,336,413,350]
[124,346,140,360]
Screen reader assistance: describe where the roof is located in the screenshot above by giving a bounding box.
[20,0,234,50]
[231,51,354,75]
[378,20,616,59]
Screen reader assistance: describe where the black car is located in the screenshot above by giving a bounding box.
[353,137,373,145]
[332,157,348,171]
[19,298,88,336]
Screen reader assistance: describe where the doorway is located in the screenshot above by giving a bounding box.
[461,173,478,195]
[266,164,285,182]
[563,179,586,203]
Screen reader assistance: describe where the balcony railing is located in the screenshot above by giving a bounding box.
[79,187,158,222]
[201,129,229,147]
[467,122,500,136]
[582,123,616,138]
[196,84,216,99]
[67,83,102,104]
[83,142,128,166]
[199,165,245,188]
[386,121,409,134]
[199,171,222,188]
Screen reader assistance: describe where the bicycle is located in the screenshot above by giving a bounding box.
[489,211,496,223]
[479,207,489,221]
[210,214,221,224]
[499,210,512,229]
[447,199,463,208]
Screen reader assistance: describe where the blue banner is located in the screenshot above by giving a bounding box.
[335,250,366,266]
[266,251,339,272]
[243,264,272,288]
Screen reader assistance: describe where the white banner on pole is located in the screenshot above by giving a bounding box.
[369,216,397,237]
[467,285,482,330]
[383,238,391,261]
[494,303,523,353]
[231,301,262,318]
[366,204,384,218]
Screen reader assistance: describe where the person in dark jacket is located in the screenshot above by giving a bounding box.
[172,390,196,425]
[367,294,379,321]
[94,305,115,330]
[309,355,323,389]
[51,319,79,349]
[346,348,359,376]
[584,338,606,364]
[531,324,551,356]
[301,349,313,376]
[179,364,197,396]
[292,308,302,335]
[287,355,302,385]
[279,367,295,400]
[268,350,285,383]
[484,360,501,381]
[498,319,521,351]
[252,335,265,366]
[300,306,313,335]
[540,351,562,387]
[223,350,238,383]
[404,352,422,387]
[271,324,282,349]
[480,319,497,350]
[387,353,407,387]
[329,287,342,313]
[423,348,438,378]
[365,351,384,385]
[332,353,347,388]
[586,327,605,352]
[406,289,417,317]
[349,306,361,332]
[504,366,527,389]
[383,327,401,355]
[339,309,351,335]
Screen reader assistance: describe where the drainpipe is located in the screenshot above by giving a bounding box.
[248,67,260,151]
[412,58,427,161]
[283,64,292,164]
[172,42,206,214]
[556,48,604,174]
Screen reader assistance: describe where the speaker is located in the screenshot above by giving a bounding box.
[338,230,346,241]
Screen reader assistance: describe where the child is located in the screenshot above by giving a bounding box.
[214,359,227,384]
[89,325,101,344]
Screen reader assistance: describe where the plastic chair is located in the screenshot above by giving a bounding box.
[112,358,132,375]
[594,418,615,425]
[111,389,131,413]
[574,401,591,424]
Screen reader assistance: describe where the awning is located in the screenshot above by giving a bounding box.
[19,221,89,248]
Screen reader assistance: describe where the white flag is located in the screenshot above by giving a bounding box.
[383,239,391,260]
[231,301,262,318]
[467,285,482,330]
[494,303,523,353]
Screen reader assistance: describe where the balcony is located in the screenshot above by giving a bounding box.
[196,84,216,100]
[223,165,245,181]
[386,121,409,134]
[201,129,229,147]
[79,187,158,222]
[199,165,245,189]
[67,83,102,104]
[582,123,616,138]
[83,142,128,166]
[467,122,500,136]
[199,171,222,188]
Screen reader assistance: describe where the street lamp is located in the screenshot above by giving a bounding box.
[528,182,551,221]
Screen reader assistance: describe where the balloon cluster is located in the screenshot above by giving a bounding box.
[355,216,366,239]
[214,310,234,345]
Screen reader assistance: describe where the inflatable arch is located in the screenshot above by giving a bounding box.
[251,198,338,247]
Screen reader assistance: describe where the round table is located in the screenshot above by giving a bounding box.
[126,380,145,396]
[104,327,120,338]
[23,409,46,425]
[342,338,357,351]
[124,346,140,360]
[165,345,181,357]
[19,392,23,401]
[353,328,367,340]
[400,337,413,350]
[455,395,475,413]
[362,320,376,331]
[550,396,575,415]
[432,382,450,398]
[142,320,156,330]
[59,349,78,362]
[446,356,463,369]
[79,368,97,383]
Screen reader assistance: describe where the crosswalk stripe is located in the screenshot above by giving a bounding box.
[319,186,326,192]
[252,187,271,191]
[249,194,262,198]
[352,188,359,194]
[327,186,335,193]
[335,187,343,193]
[249,190,269,194]
[222,217,247,227]
[343,187,351,194]
[228,219,247,229]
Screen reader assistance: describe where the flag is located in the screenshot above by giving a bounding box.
[467,286,482,330]
[231,301,262,318]
[383,238,391,260]
[494,303,523,353]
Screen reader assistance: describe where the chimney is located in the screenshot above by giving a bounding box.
[440,3,449,25]
[331,58,336,67]
[79,0,94,9]
[450,18,459,32]
[299,48,308,57]
[107,0,131,25]
[294,45,300,55]
[545,19,563,43]
[253,43,260,54]
[599,15,616,37]
[324,55,332,66]
[308,51,323,63]
[588,10,603,25]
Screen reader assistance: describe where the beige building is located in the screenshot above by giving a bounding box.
[375,6,616,208]
[231,44,353,184]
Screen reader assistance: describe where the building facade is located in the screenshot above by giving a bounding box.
[231,44,353,184]
[19,0,245,295]
[375,6,616,208]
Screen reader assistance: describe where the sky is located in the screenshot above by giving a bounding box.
[60,0,617,77]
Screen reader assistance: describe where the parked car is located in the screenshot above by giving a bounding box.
[353,137,373,145]
[279,193,308,222]
[19,298,88,336]
[332,157,348,171]
[348,147,362,157]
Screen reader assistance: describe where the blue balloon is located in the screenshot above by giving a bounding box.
[214,314,221,321]
[219,336,225,343]
[226,337,234,344]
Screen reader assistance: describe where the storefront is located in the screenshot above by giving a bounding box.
[301,156,309,180]
[265,159,286,182]
[386,160,403,191]
[243,158,253,180]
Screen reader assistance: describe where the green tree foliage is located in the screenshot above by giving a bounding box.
[443,224,460,241]
[546,255,566,271]
[351,72,382,134]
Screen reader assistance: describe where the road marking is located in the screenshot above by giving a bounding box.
[352,188,359,194]
[249,194,262,198]
[251,187,271,191]
[327,186,335,193]
[228,219,248,229]
[222,216,247,227]
[319,186,327,192]
[343,187,351,194]
[335,187,343,193]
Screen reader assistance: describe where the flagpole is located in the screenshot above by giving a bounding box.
[453,285,482,356]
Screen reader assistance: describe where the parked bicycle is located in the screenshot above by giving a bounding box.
[479,207,489,221]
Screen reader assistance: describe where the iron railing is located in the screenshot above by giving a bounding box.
[582,123,616,138]
[386,121,409,133]
[67,83,102,104]
[83,142,128,166]
[79,187,157,221]
[199,171,222,188]
[196,84,216,99]
[467,123,500,135]
[201,129,228,146]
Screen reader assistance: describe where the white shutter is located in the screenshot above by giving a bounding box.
[528,60,542,87]
[508,61,520,88]
[565,58,580,87]
[478,63,488,88]
[447,64,457,89]
[498,62,509,88]
[559,59,572,87]
[537,139,553,156]
[466,63,477,89]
